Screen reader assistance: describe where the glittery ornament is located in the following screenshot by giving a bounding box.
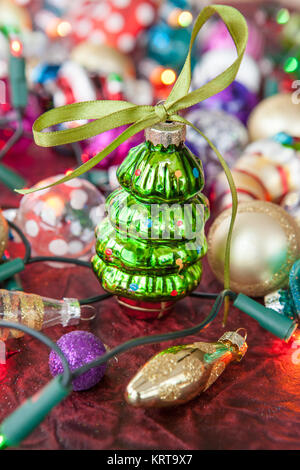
[198,81,258,125]
[208,201,300,297]
[248,94,300,141]
[265,258,300,322]
[265,288,297,320]
[49,330,107,391]
[16,175,105,263]
[0,290,84,342]
[92,121,210,319]
[126,329,247,407]
[185,109,248,187]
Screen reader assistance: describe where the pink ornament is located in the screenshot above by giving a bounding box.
[69,0,158,53]
[0,93,42,153]
[81,126,144,170]
[202,19,265,61]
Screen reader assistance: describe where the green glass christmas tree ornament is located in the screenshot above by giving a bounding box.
[92,121,210,319]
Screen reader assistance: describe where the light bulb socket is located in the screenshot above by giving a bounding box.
[0,258,25,282]
[0,164,26,190]
[234,293,298,342]
[9,54,28,109]
[0,376,70,448]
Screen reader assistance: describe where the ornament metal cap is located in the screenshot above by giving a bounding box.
[145,121,186,147]
[218,329,248,360]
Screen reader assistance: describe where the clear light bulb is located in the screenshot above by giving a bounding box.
[0,289,94,341]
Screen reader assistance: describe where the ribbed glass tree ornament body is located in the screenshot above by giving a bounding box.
[92,122,210,319]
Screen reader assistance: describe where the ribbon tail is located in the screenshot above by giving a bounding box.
[16,114,159,194]
[173,115,237,325]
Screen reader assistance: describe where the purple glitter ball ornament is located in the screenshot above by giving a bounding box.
[199,81,258,125]
[49,331,107,391]
[185,108,248,188]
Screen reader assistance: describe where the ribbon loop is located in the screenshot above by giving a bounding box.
[19,4,248,185]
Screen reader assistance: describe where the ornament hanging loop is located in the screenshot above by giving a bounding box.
[235,328,247,341]
[80,305,96,322]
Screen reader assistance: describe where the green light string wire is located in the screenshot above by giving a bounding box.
[71,289,236,380]
[0,320,72,387]
[15,4,249,324]
[0,290,234,388]
[6,218,217,305]
[0,289,233,450]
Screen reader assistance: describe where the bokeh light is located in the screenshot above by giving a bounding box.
[10,39,23,57]
[178,11,193,28]
[284,56,298,73]
[161,68,176,85]
[277,8,290,25]
[56,20,72,38]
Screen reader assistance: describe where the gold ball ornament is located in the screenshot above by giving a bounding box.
[0,211,8,259]
[71,42,136,79]
[248,94,300,141]
[207,201,300,297]
[0,0,32,31]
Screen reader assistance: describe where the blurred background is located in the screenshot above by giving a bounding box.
[2,0,300,252]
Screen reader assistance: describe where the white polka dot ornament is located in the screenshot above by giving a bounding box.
[15,175,106,264]
[68,0,158,53]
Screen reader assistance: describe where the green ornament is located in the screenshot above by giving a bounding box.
[92,121,209,319]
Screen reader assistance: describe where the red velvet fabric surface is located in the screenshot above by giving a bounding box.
[0,138,300,450]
